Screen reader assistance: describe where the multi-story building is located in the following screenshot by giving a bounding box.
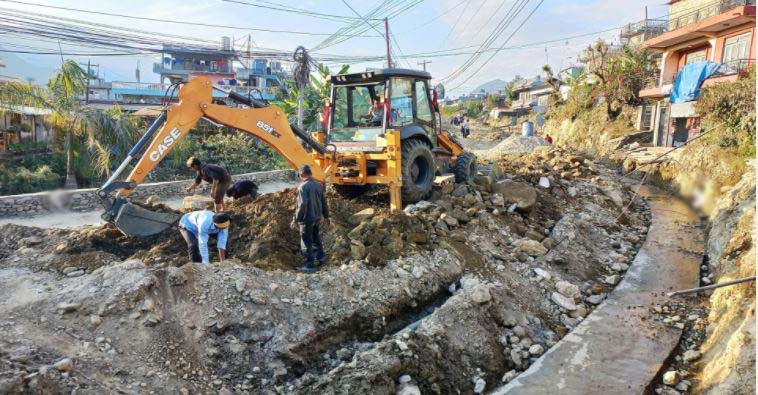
[636,0,755,146]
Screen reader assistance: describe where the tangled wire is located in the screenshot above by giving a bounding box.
[292,46,318,89]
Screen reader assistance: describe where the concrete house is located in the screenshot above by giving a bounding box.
[636,0,755,146]
[0,106,53,153]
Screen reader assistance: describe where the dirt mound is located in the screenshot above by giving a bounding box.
[476,135,551,160]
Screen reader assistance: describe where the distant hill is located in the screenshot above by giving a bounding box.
[473,79,507,94]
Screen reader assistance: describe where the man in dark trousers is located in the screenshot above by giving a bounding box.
[186,157,232,212]
[226,180,259,201]
[178,210,230,264]
[291,164,329,273]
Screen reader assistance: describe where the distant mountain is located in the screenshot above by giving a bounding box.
[473,79,507,94]
[0,51,56,84]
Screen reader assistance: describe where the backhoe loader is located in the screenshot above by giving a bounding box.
[97,69,477,236]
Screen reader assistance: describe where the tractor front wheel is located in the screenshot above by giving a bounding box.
[454,151,477,183]
[401,139,435,203]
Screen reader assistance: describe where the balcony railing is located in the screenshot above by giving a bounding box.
[712,58,756,77]
[620,19,668,38]
[646,0,756,39]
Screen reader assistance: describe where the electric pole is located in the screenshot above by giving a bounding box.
[417,60,431,71]
[85,59,91,104]
[384,17,392,68]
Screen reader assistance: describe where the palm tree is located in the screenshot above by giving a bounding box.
[0,60,141,187]
[0,60,88,187]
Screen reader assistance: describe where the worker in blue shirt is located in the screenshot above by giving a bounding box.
[178,210,230,264]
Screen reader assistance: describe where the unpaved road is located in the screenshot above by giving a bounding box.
[0,147,653,394]
[0,180,297,229]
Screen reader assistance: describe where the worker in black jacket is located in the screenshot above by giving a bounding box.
[290,164,329,273]
[226,180,259,200]
[186,157,232,213]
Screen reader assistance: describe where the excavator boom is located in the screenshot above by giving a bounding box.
[98,77,325,236]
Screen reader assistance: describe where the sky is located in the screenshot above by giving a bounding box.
[0,0,670,96]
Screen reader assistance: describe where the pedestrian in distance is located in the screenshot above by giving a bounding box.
[463,119,471,138]
[226,180,259,201]
[290,164,330,273]
[178,210,230,264]
[186,157,232,213]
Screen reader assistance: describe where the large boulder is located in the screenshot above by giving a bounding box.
[491,180,537,212]
[182,195,214,211]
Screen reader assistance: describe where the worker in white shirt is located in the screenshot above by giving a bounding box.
[178,210,230,264]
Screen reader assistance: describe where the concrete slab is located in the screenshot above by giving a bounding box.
[492,185,703,395]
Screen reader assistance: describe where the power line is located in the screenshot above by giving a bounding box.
[400,0,469,34]
[0,0,379,37]
[221,0,370,22]
[450,0,545,90]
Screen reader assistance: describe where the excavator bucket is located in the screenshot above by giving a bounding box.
[111,201,180,237]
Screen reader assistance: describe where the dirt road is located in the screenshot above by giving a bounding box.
[0,180,297,230]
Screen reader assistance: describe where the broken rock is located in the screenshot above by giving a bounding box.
[491,180,537,212]
[555,280,581,299]
[515,239,548,257]
[349,208,375,225]
[550,292,578,311]
[469,285,492,304]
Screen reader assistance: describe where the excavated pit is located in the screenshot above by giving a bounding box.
[0,146,652,394]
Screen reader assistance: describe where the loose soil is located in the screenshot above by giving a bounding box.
[0,141,652,394]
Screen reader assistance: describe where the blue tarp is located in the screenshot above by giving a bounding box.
[670,61,722,103]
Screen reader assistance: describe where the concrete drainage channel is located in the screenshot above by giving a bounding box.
[0,150,673,394]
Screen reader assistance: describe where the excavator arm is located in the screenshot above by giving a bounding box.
[98,77,326,236]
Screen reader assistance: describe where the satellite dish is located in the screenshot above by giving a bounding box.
[435,83,445,99]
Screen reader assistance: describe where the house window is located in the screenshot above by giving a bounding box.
[722,32,752,67]
[641,104,653,131]
[685,49,706,65]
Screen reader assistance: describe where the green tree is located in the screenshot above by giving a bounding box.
[465,100,483,118]
[276,63,349,130]
[483,94,501,110]
[86,105,141,177]
[580,40,655,120]
[0,60,141,187]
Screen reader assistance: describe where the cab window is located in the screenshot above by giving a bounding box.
[389,78,413,127]
[414,80,433,123]
[329,83,385,142]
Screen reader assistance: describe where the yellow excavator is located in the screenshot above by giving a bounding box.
[97,69,477,236]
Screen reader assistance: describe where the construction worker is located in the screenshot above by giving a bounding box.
[226,180,259,201]
[186,157,232,212]
[359,99,385,126]
[178,210,230,264]
[290,164,329,273]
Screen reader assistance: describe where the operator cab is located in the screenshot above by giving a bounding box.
[327,68,438,152]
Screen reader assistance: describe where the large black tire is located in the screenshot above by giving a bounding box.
[401,139,435,203]
[454,151,477,183]
[333,184,371,199]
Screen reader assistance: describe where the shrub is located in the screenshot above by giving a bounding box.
[695,67,756,158]
[0,163,62,194]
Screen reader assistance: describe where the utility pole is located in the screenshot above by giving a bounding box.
[85,59,91,104]
[247,33,252,96]
[417,60,431,71]
[384,17,392,68]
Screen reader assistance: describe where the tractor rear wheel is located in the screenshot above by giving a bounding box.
[454,152,477,183]
[333,184,371,199]
[401,139,435,203]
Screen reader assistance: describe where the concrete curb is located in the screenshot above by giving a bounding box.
[492,185,704,394]
[0,169,295,217]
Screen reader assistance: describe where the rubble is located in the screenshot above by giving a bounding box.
[0,145,650,393]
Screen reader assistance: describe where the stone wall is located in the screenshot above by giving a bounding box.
[0,169,296,217]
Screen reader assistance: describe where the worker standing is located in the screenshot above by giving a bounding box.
[186,157,232,212]
[178,210,230,264]
[291,164,329,273]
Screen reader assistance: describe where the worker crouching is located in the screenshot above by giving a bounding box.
[178,210,230,264]
[186,157,232,213]
[291,164,330,273]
